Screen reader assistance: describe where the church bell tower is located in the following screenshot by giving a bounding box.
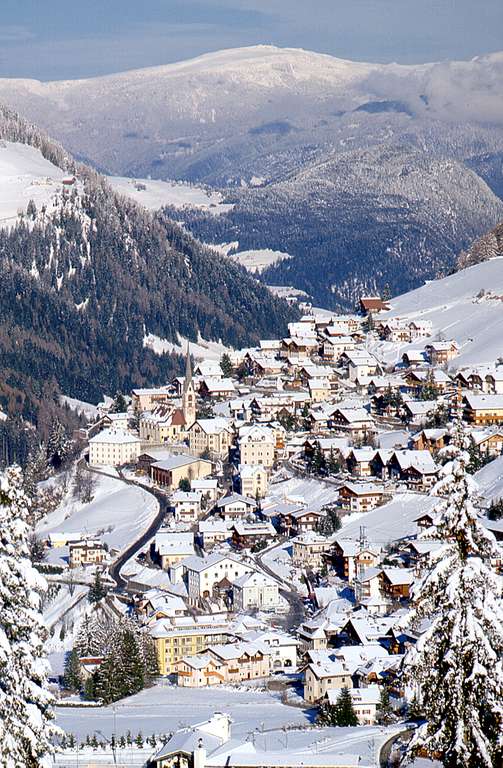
[182,344,196,427]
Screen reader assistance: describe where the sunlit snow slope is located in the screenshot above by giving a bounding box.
[378,257,503,368]
[0,140,67,225]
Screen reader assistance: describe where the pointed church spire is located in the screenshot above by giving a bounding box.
[183,343,192,393]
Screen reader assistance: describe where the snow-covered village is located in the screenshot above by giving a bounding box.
[2,266,502,767]
[0,5,503,768]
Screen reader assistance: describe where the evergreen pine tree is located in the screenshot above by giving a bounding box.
[83,673,97,701]
[23,442,48,498]
[220,353,233,378]
[94,651,123,704]
[301,403,311,431]
[327,448,341,476]
[400,431,503,768]
[63,648,82,691]
[376,686,394,725]
[316,699,338,726]
[26,199,37,220]
[110,392,128,414]
[487,499,503,521]
[119,628,145,698]
[46,419,69,469]
[135,732,144,748]
[88,571,108,604]
[333,687,358,726]
[75,608,115,657]
[466,437,492,474]
[407,693,423,721]
[140,632,160,684]
[312,441,327,476]
[0,465,56,767]
[420,370,439,401]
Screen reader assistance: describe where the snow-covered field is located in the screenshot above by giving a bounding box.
[107,175,233,214]
[37,474,158,554]
[0,140,67,225]
[56,682,312,740]
[228,248,292,274]
[43,584,88,631]
[374,257,503,369]
[268,476,340,511]
[338,492,440,546]
[60,395,99,420]
[143,331,232,360]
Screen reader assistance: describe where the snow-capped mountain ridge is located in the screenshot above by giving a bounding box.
[1,46,502,312]
[0,45,502,181]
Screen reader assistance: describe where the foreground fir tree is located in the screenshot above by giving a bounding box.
[63,648,83,691]
[0,466,56,767]
[401,435,503,768]
[333,687,358,727]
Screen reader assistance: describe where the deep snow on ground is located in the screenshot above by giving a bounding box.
[37,473,158,553]
[107,175,233,214]
[56,681,313,740]
[374,257,503,369]
[228,248,292,274]
[60,395,99,420]
[143,331,232,360]
[0,140,67,224]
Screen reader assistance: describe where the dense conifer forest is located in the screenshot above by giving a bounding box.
[0,106,296,423]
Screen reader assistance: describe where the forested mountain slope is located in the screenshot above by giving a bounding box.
[171,144,503,309]
[0,106,295,420]
[458,220,503,270]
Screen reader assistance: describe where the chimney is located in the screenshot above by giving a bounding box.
[193,738,206,768]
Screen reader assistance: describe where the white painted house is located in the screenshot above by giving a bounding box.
[233,571,280,611]
[88,428,141,467]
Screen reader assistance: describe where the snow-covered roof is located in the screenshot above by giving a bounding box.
[232,521,275,537]
[155,531,195,556]
[193,417,234,434]
[340,482,383,496]
[216,493,256,508]
[171,491,202,503]
[89,427,140,444]
[464,393,503,410]
[233,571,277,588]
[182,552,246,573]
[152,454,204,470]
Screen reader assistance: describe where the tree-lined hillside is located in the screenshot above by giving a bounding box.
[0,107,296,421]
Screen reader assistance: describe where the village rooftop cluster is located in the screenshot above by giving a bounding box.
[35,293,503,767]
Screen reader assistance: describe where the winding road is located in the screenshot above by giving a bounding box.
[84,464,170,591]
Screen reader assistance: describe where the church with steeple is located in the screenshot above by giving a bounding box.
[182,345,196,428]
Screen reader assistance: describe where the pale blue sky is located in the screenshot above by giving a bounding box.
[1,0,502,80]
